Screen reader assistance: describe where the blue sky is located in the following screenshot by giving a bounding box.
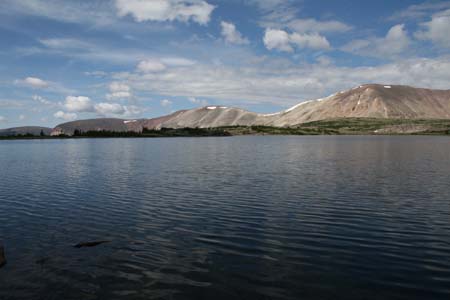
[1,0,450,127]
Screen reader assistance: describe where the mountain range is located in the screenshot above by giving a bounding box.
[2,84,450,136]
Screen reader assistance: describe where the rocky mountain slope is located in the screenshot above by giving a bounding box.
[156,84,450,129]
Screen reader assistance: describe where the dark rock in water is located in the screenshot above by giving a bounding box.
[0,245,6,268]
[73,240,111,248]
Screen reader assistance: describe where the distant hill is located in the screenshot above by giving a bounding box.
[0,126,51,136]
[50,111,186,135]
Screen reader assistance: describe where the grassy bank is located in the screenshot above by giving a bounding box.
[296,118,450,135]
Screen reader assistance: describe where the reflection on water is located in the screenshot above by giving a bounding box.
[1,136,450,299]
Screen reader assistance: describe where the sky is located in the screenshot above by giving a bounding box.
[0,0,450,128]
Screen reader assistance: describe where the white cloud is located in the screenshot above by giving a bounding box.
[54,94,142,119]
[137,59,167,72]
[106,82,132,100]
[39,38,90,49]
[54,111,77,121]
[342,24,410,58]
[123,105,142,116]
[94,103,142,117]
[94,102,125,115]
[415,9,450,48]
[161,99,173,106]
[115,0,215,25]
[15,76,73,94]
[290,32,330,50]
[221,21,249,45]
[263,29,293,52]
[18,77,49,88]
[161,57,196,66]
[64,96,94,112]
[288,18,352,33]
[0,116,6,123]
[19,114,26,121]
[263,28,330,52]
[384,24,411,53]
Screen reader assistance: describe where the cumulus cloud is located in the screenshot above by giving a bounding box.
[106,82,132,100]
[17,77,49,88]
[54,111,77,121]
[263,28,330,52]
[415,9,450,48]
[15,76,74,94]
[290,32,330,50]
[56,96,142,118]
[94,102,125,115]
[64,96,94,112]
[137,59,167,72]
[263,29,293,52]
[221,21,249,45]
[161,99,173,106]
[115,0,215,25]
[342,24,410,58]
[122,105,142,116]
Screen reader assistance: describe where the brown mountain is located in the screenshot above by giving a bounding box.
[48,84,450,135]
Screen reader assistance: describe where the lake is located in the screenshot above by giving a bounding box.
[1,136,450,299]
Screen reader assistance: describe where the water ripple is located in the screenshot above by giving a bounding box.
[1,136,450,299]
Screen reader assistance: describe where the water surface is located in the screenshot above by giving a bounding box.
[1,136,450,299]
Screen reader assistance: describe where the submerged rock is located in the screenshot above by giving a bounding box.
[0,245,6,268]
[73,240,111,248]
